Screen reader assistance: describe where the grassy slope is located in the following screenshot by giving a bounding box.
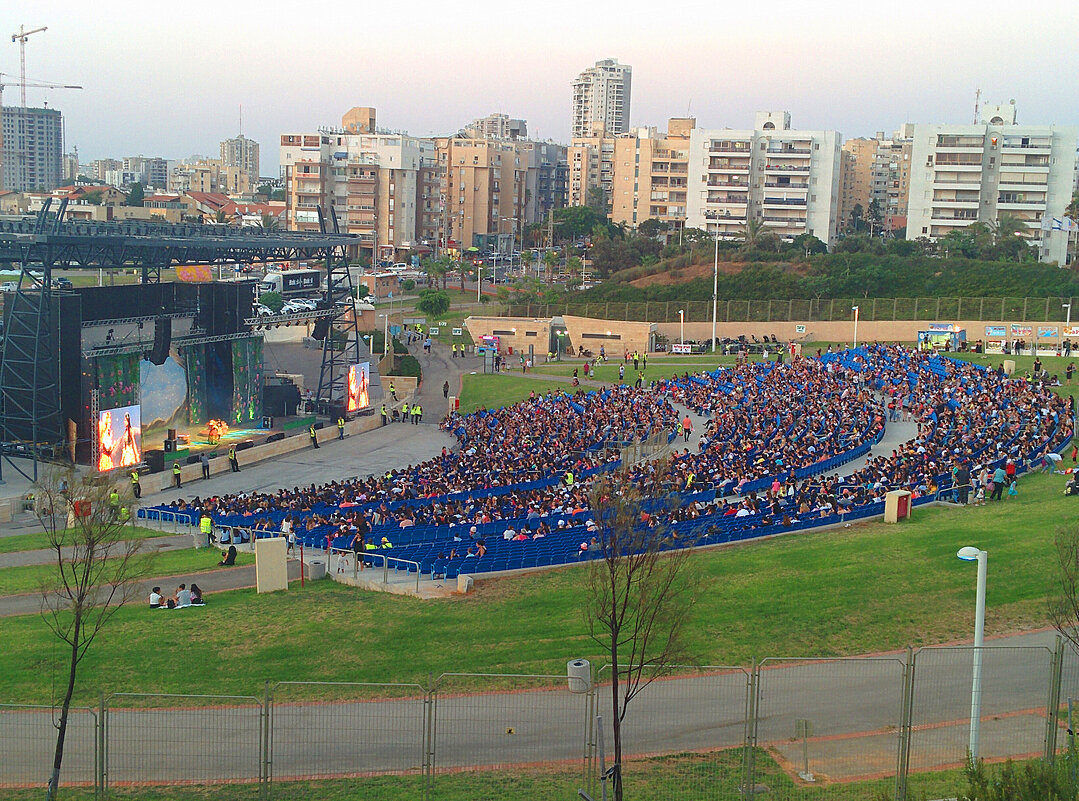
[457,374,579,413]
[0,474,1070,706]
[0,549,254,597]
[0,526,166,555]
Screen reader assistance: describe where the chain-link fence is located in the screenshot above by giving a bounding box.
[502,297,1079,324]
[0,644,1071,800]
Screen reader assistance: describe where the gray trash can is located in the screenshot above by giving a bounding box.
[307,559,327,581]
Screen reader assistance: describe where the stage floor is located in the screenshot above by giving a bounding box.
[145,420,296,455]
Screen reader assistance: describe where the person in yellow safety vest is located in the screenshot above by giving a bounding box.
[108,489,120,518]
[365,541,379,550]
[686,472,695,490]
[380,404,388,426]
[130,469,141,499]
[337,416,345,440]
[412,404,421,425]
[309,424,319,449]
[172,461,182,489]
[200,513,213,543]
[379,536,393,549]
[228,445,240,473]
[389,381,397,401]
[452,343,457,358]
[401,402,409,422]
[118,506,130,523]
[564,470,574,486]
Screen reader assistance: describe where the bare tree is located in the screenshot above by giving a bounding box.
[585,464,700,801]
[34,467,148,799]
[1049,521,1079,653]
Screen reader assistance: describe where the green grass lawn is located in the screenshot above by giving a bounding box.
[0,473,1072,706]
[531,356,775,385]
[457,373,580,413]
[0,751,966,801]
[0,548,253,597]
[0,526,167,556]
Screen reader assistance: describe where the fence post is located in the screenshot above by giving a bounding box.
[1023,297,1029,321]
[742,660,759,801]
[97,690,105,799]
[1046,635,1065,763]
[895,646,915,801]
[935,297,941,319]
[788,299,793,321]
[261,680,271,800]
[425,672,436,801]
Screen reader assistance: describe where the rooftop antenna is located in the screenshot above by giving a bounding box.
[11,24,48,109]
[973,88,981,124]
[239,103,242,136]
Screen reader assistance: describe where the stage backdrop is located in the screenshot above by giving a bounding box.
[230,337,263,425]
[94,353,139,409]
[139,353,190,432]
[182,345,208,424]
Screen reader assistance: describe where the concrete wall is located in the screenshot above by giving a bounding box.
[562,315,654,357]
[464,317,551,356]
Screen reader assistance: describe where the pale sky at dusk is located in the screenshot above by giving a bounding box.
[4,0,1078,175]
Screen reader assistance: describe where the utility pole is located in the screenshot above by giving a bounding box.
[11,24,49,109]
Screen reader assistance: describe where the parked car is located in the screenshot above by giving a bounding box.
[253,304,274,317]
[52,277,74,289]
[290,298,318,311]
[0,282,17,293]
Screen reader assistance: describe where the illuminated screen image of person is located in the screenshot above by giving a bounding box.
[347,362,370,412]
[97,405,142,472]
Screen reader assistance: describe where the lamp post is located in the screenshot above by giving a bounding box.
[1063,303,1072,351]
[679,309,685,346]
[712,228,719,353]
[852,305,860,349]
[378,313,388,358]
[957,546,987,761]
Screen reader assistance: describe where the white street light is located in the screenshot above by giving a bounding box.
[957,546,987,761]
[1064,303,1072,350]
[852,305,860,349]
[679,309,685,346]
[378,313,388,357]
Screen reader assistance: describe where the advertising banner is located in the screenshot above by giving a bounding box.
[1010,325,1033,337]
[671,343,692,354]
[175,265,213,282]
[1037,326,1059,338]
[984,325,1006,337]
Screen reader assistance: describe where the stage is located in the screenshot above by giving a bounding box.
[143,415,319,473]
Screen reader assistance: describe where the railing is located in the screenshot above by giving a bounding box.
[330,547,422,593]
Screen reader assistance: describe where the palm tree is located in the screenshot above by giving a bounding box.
[255,213,280,232]
[988,212,1026,243]
[735,217,764,251]
[1065,193,1079,267]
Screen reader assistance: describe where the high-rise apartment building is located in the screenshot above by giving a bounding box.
[568,132,617,209]
[220,134,260,181]
[686,112,842,244]
[838,128,914,234]
[462,113,528,141]
[1,106,64,192]
[169,159,252,195]
[123,155,170,188]
[571,59,632,139]
[280,116,437,260]
[906,104,1078,264]
[610,118,694,229]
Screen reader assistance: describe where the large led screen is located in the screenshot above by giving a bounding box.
[97,404,142,472]
[347,362,371,412]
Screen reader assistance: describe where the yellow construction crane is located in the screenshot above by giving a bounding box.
[0,73,83,190]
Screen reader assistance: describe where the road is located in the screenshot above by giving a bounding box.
[2,629,1072,786]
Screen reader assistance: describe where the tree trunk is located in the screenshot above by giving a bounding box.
[609,637,623,801]
[48,616,81,799]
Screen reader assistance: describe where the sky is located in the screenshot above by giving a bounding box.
[4,0,1078,175]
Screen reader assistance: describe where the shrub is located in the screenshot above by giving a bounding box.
[392,354,422,379]
[416,289,450,316]
[258,291,284,312]
[400,279,416,292]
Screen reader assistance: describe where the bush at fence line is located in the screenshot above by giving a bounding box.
[960,756,1079,801]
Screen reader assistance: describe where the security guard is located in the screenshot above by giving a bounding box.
[685,471,695,490]
[389,381,397,401]
[412,403,421,425]
[309,423,319,449]
[400,401,410,423]
[564,470,574,487]
[118,506,131,523]
[130,469,141,499]
[108,488,120,518]
[199,513,213,544]
[380,404,388,426]
[451,343,457,358]
[337,416,345,440]
[172,461,182,489]
[228,444,240,473]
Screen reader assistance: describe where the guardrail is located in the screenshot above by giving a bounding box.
[330,547,422,593]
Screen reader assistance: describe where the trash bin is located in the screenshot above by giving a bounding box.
[307,559,327,581]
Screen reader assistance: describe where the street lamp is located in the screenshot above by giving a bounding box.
[1063,303,1072,351]
[712,227,719,353]
[852,305,860,349]
[679,309,685,346]
[957,546,987,761]
[378,313,389,357]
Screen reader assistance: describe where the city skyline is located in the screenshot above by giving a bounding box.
[3,0,1078,172]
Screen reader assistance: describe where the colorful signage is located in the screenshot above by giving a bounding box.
[174,265,213,283]
[1010,325,1033,337]
[1037,326,1059,338]
[984,325,1006,337]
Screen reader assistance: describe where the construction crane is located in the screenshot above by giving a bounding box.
[11,24,47,109]
[0,73,82,190]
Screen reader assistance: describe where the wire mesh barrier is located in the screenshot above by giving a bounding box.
[268,682,428,784]
[503,297,1079,325]
[431,673,592,799]
[0,644,1073,799]
[753,657,907,800]
[103,694,263,789]
[592,665,751,801]
[0,704,99,789]
[905,645,1060,799]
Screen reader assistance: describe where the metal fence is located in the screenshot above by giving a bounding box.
[0,641,1072,800]
[504,297,1079,324]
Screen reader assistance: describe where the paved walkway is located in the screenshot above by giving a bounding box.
[0,533,194,569]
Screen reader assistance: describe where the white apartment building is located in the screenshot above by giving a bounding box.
[686,112,842,245]
[906,104,1078,264]
[571,58,632,139]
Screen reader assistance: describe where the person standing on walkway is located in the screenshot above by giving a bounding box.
[309,423,319,449]
[401,401,410,423]
[413,404,422,424]
[337,416,345,440]
[389,381,397,401]
[200,452,211,480]
[443,381,450,399]
[172,461,182,489]
[228,445,240,473]
[130,469,142,499]
[990,464,1007,501]
[682,415,693,443]
[380,404,388,426]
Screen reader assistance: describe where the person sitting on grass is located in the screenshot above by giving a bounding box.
[218,545,237,566]
[149,587,163,608]
[173,584,192,608]
[189,584,205,605]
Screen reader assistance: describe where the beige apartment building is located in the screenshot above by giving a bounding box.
[838,138,876,230]
[169,159,252,195]
[220,134,260,181]
[838,129,914,234]
[436,137,535,254]
[609,118,694,229]
[568,128,616,209]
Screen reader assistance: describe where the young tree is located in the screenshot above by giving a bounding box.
[585,466,700,801]
[1048,521,1079,655]
[35,468,149,799]
[124,182,144,207]
[416,288,450,316]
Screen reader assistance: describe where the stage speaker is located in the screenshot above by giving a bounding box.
[265,432,285,443]
[164,439,178,453]
[261,416,274,429]
[149,317,172,365]
[167,428,177,441]
[237,440,254,451]
[186,454,201,465]
[145,449,165,473]
[312,316,332,341]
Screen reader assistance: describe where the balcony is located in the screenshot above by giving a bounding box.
[997,199,1047,208]
[709,163,751,173]
[709,145,752,154]
[704,210,747,221]
[932,176,982,186]
[929,216,976,225]
[762,215,806,224]
[707,180,749,188]
[764,182,808,190]
[931,199,980,208]
[763,197,807,206]
[763,164,811,173]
